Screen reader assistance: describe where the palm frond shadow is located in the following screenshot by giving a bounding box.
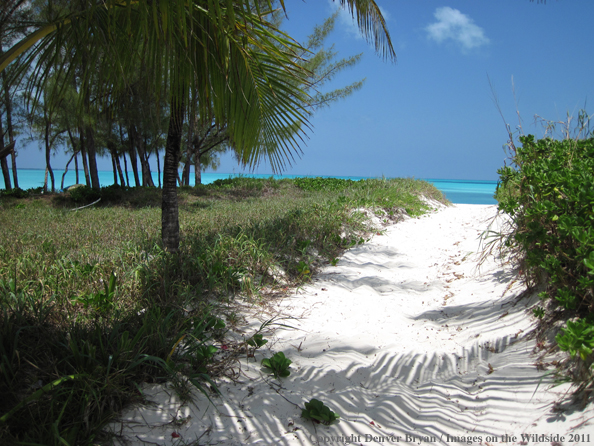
[108,285,556,446]
[109,332,557,445]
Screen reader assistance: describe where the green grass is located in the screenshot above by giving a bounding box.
[0,177,447,444]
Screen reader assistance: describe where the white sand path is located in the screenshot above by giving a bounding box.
[109,204,594,446]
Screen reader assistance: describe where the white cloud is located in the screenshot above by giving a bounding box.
[425,7,489,50]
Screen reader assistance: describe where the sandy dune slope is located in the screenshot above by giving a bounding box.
[109,204,594,446]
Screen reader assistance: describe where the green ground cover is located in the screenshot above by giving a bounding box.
[0,177,446,445]
[496,135,594,392]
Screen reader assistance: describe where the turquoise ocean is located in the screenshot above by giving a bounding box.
[1,169,498,205]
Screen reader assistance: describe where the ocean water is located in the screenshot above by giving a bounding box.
[1,169,498,205]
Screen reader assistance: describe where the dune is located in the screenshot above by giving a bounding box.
[108,204,594,445]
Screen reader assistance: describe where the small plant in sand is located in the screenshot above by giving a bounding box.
[301,398,340,425]
[246,333,268,350]
[261,352,292,379]
[70,271,117,315]
[297,260,311,279]
[556,319,594,361]
[532,307,545,319]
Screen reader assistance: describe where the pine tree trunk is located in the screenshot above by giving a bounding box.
[44,112,55,192]
[75,153,79,184]
[122,153,130,186]
[111,151,118,185]
[0,158,10,189]
[162,100,184,252]
[61,152,76,190]
[156,150,162,188]
[127,134,140,187]
[0,111,10,189]
[78,127,91,186]
[115,153,126,186]
[182,160,190,186]
[2,71,18,189]
[195,153,202,185]
[86,126,100,190]
[119,125,131,187]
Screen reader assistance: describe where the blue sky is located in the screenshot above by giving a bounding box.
[15,0,594,181]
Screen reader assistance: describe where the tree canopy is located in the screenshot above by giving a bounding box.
[0,0,395,251]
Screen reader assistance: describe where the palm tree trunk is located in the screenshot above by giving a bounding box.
[162,99,184,252]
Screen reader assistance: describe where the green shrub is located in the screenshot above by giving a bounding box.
[0,188,30,199]
[67,185,101,203]
[497,135,594,377]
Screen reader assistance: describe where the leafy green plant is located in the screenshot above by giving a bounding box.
[71,271,117,315]
[497,135,594,314]
[246,333,268,349]
[330,257,339,266]
[532,307,545,319]
[297,260,311,278]
[0,178,442,443]
[194,345,219,366]
[556,319,594,360]
[261,352,292,379]
[301,398,340,425]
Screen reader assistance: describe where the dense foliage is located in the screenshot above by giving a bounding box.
[496,135,594,374]
[0,177,444,444]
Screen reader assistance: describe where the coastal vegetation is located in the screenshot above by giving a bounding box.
[0,176,445,444]
[495,114,594,394]
[0,0,395,253]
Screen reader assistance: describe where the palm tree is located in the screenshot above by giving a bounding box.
[0,0,394,252]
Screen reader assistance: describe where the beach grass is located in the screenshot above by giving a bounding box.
[0,177,446,444]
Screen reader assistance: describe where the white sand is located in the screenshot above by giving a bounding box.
[109,204,594,445]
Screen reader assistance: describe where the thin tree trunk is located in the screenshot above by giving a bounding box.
[184,109,194,187]
[156,150,162,188]
[2,71,18,189]
[195,153,202,185]
[44,114,55,193]
[111,151,118,185]
[119,125,131,186]
[139,139,155,187]
[115,153,126,186]
[182,160,191,186]
[0,158,10,189]
[162,99,184,252]
[122,152,130,186]
[74,153,79,184]
[86,126,100,190]
[127,131,140,187]
[78,127,91,186]
[0,111,10,189]
[129,125,154,187]
[61,152,76,190]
